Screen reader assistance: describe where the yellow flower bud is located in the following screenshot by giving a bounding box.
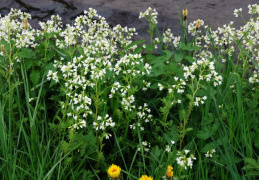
[183,9,188,21]
[24,18,28,29]
[196,19,202,30]
[1,44,5,53]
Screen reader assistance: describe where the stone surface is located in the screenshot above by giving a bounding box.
[0,0,258,39]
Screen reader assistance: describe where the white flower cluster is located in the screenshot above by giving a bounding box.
[139,7,158,24]
[194,96,207,106]
[121,95,136,111]
[45,8,152,131]
[193,5,259,84]
[248,4,259,15]
[249,71,259,84]
[165,140,175,152]
[188,19,204,36]
[93,114,115,130]
[47,70,59,82]
[0,9,37,49]
[38,15,62,34]
[176,150,196,169]
[142,80,151,91]
[234,8,242,17]
[112,24,138,48]
[158,77,186,105]
[183,51,223,87]
[92,115,115,139]
[129,103,153,131]
[205,149,216,158]
[163,28,174,44]
[138,141,151,152]
[162,28,181,49]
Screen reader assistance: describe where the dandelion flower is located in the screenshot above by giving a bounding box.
[139,175,153,180]
[166,165,174,179]
[107,164,121,179]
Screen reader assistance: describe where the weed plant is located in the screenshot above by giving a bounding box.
[0,5,258,180]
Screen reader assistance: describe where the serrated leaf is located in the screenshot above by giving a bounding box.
[165,62,178,74]
[197,127,212,140]
[174,53,184,62]
[184,55,195,63]
[61,140,70,154]
[244,158,259,169]
[70,131,97,157]
[163,50,173,59]
[30,70,41,87]
[24,59,33,70]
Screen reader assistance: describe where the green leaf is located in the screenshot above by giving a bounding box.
[46,50,56,61]
[24,59,33,70]
[184,55,195,63]
[44,63,56,75]
[17,48,35,59]
[144,44,155,52]
[201,142,216,153]
[126,39,146,49]
[174,53,184,62]
[146,54,157,63]
[30,70,41,87]
[165,62,178,74]
[178,42,202,51]
[133,46,143,54]
[163,50,173,59]
[70,131,97,157]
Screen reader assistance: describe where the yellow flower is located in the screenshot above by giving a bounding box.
[182,9,188,21]
[166,165,174,179]
[196,19,202,30]
[107,164,121,179]
[139,175,153,180]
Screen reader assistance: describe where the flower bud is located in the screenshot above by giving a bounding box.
[1,44,5,53]
[183,9,188,21]
[196,19,201,30]
[24,18,28,29]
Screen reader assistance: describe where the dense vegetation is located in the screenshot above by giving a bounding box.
[0,5,258,180]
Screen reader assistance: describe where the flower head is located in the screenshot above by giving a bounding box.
[139,175,153,180]
[107,164,121,179]
[166,165,174,179]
